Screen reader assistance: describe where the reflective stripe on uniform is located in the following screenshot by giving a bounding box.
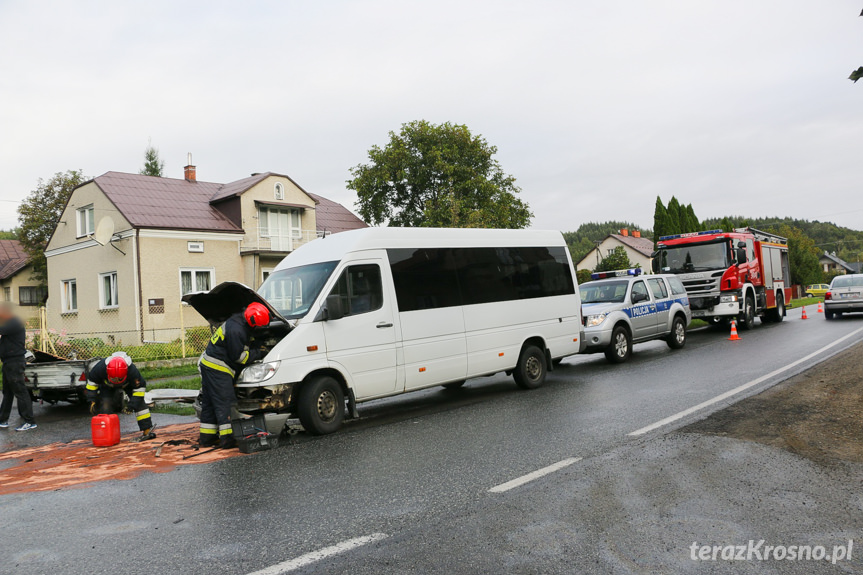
[200,422,218,435]
[135,410,151,421]
[218,424,233,436]
[86,384,98,391]
[238,348,250,365]
[200,353,235,377]
[133,390,145,397]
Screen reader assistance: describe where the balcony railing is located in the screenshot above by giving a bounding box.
[240,228,327,253]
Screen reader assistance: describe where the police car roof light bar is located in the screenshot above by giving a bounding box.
[590,268,642,280]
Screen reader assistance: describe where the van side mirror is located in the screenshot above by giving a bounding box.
[324,295,345,321]
[632,292,650,304]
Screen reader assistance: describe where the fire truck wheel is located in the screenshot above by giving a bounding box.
[739,295,755,330]
[666,316,687,349]
[605,326,632,363]
[768,294,785,323]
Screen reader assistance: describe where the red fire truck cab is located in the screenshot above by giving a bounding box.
[653,228,791,329]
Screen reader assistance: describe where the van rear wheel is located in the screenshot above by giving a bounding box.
[297,376,345,435]
[513,345,547,390]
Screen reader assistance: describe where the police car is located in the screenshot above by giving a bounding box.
[579,269,692,363]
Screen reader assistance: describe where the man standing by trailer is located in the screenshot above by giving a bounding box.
[0,303,36,431]
[198,302,269,449]
[86,352,156,442]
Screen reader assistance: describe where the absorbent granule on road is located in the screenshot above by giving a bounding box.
[683,340,863,464]
[0,423,245,495]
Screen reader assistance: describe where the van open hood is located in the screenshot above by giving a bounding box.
[182,281,290,328]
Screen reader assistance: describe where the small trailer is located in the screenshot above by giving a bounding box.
[23,350,97,405]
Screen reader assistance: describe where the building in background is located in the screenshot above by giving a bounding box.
[819,251,854,276]
[44,162,366,346]
[0,239,43,325]
[575,229,654,272]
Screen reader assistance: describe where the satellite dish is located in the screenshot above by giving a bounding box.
[93,217,115,246]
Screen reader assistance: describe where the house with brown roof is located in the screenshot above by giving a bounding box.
[0,239,44,324]
[575,230,655,273]
[44,162,366,345]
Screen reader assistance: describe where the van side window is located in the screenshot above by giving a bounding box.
[667,276,687,296]
[387,249,462,312]
[647,278,668,299]
[329,264,383,317]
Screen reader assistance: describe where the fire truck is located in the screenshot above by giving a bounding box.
[653,228,791,329]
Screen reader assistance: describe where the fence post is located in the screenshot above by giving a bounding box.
[180,303,186,359]
[39,306,47,353]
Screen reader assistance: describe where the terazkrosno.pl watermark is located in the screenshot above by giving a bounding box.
[690,540,853,564]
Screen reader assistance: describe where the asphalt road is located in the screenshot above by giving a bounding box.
[2,308,862,575]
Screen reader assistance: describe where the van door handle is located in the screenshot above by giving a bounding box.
[377,322,393,328]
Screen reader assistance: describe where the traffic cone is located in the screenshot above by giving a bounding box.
[801,306,808,320]
[817,301,823,313]
[728,320,741,341]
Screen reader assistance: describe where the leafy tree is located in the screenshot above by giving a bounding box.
[576,269,593,285]
[653,197,670,245]
[666,196,682,235]
[0,229,17,239]
[348,120,532,229]
[768,224,822,287]
[682,203,700,232]
[17,170,88,284]
[594,245,634,273]
[140,140,165,177]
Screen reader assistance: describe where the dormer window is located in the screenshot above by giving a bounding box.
[274,183,284,200]
[77,204,95,237]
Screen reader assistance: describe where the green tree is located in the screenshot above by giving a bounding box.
[348,120,532,228]
[594,246,634,273]
[17,170,88,284]
[576,269,593,285]
[140,140,165,177]
[666,196,682,235]
[770,224,822,287]
[682,203,700,232]
[0,229,17,239]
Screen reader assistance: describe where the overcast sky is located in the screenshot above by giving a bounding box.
[1,1,861,234]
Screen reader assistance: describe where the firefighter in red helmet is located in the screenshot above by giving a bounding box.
[85,352,156,442]
[197,302,270,448]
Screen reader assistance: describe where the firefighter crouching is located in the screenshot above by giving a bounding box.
[86,352,156,442]
[198,303,269,449]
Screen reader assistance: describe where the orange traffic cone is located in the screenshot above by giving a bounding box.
[801,306,808,320]
[817,301,823,313]
[728,320,741,341]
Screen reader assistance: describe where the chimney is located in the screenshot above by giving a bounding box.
[620,228,629,236]
[632,230,641,238]
[184,152,196,182]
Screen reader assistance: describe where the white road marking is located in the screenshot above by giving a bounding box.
[489,457,582,493]
[628,326,863,437]
[246,533,389,575]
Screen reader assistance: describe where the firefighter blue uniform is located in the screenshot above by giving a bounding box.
[86,353,154,437]
[198,312,262,448]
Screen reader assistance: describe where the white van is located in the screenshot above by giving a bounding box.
[184,228,584,435]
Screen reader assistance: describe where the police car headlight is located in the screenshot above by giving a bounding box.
[239,361,280,383]
[585,313,607,327]
[720,295,738,303]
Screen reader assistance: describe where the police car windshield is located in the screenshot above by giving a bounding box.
[579,280,628,304]
[258,261,339,319]
[657,241,729,273]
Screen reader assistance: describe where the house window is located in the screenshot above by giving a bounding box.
[61,279,78,313]
[180,269,214,296]
[99,272,118,309]
[3,287,11,302]
[77,205,95,237]
[274,183,285,200]
[259,207,303,245]
[19,286,45,306]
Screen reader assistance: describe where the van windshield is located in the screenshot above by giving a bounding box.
[258,261,338,319]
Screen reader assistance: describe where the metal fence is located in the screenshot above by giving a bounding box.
[29,304,213,362]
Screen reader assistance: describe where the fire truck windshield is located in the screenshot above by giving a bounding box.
[657,241,730,273]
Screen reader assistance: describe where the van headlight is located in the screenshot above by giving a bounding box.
[239,361,280,383]
[720,295,738,303]
[585,313,607,327]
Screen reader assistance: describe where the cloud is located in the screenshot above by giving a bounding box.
[1,0,861,232]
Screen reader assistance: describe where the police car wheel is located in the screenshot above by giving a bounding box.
[666,316,686,349]
[605,326,631,363]
[298,376,345,435]
[513,345,547,390]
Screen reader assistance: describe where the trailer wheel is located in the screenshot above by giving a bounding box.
[297,375,345,435]
[739,294,755,330]
[666,316,687,349]
[605,326,632,363]
[513,345,547,390]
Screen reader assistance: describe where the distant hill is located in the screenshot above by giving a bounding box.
[563,221,651,263]
[701,216,863,264]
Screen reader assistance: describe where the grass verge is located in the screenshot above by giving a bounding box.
[148,377,201,391]
[788,296,822,310]
[152,403,197,416]
[140,364,199,381]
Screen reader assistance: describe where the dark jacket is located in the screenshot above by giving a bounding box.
[200,313,262,376]
[85,357,146,401]
[0,316,26,363]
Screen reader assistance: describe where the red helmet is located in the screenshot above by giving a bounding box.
[106,356,128,385]
[244,302,270,328]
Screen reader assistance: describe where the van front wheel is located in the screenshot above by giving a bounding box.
[297,376,345,435]
[513,345,547,390]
